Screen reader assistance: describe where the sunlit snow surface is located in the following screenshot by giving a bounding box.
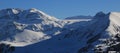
[1,8,120,53]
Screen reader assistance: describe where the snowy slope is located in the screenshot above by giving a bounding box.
[0,8,63,47]
[93,12,120,53]
[1,29,50,46]
[12,12,110,53]
[107,12,120,35]
[1,8,120,53]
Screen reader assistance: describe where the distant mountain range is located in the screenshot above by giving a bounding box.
[65,15,93,19]
[0,8,120,53]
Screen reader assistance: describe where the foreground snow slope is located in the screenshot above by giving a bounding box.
[1,8,120,53]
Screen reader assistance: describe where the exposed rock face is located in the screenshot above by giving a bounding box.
[0,43,15,53]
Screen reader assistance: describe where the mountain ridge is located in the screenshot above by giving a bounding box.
[0,8,120,53]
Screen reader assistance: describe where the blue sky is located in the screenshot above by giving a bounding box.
[0,0,120,19]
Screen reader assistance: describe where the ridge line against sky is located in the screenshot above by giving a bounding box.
[0,0,120,19]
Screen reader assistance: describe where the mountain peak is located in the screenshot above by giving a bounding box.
[28,8,41,13]
[0,8,22,14]
[29,8,38,10]
[0,8,58,21]
[94,11,106,17]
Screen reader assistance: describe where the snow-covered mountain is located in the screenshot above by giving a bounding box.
[65,15,93,20]
[64,15,92,23]
[0,8,120,53]
[0,8,64,46]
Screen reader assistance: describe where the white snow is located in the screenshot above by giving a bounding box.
[106,12,120,36]
[1,8,120,53]
[0,29,51,46]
